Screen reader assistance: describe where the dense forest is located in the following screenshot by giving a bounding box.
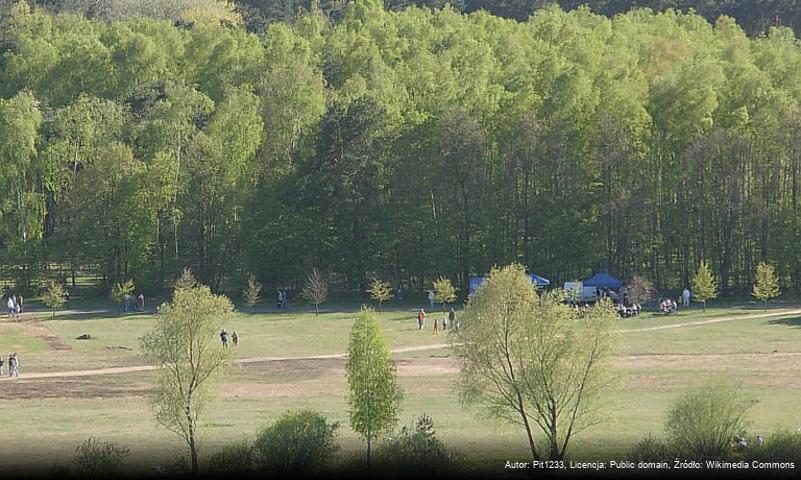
[3,0,801,297]
[17,0,801,36]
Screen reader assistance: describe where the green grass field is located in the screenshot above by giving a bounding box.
[1,299,800,475]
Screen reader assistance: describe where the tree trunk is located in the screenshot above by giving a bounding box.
[366,433,371,470]
[187,407,198,475]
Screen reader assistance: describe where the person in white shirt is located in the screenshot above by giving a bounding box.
[427,290,435,308]
[682,287,691,307]
[7,296,15,319]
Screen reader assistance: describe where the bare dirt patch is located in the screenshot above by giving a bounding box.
[0,378,151,400]
[4,313,71,350]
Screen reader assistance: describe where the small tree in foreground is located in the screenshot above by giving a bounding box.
[301,268,328,315]
[377,414,458,473]
[433,277,456,315]
[752,262,780,310]
[254,409,339,474]
[207,441,254,474]
[42,280,66,318]
[367,279,393,314]
[627,274,653,305]
[73,437,130,478]
[242,274,262,310]
[665,383,754,460]
[110,279,135,315]
[454,264,618,461]
[347,307,403,470]
[691,260,718,311]
[140,269,234,475]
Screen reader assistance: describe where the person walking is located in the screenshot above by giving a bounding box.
[16,294,23,315]
[433,315,439,335]
[417,309,426,331]
[220,329,228,348]
[682,287,691,307]
[448,308,455,330]
[427,290,435,309]
[232,331,239,347]
[8,353,18,377]
[0,356,4,376]
[7,295,15,319]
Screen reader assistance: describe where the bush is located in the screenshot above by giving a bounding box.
[665,383,754,460]
[207,440,254,474]
[254,409,339,474]
[748,429,801,463]
[629,434,673,462]
[377,414,459,473]
[73,437,130,477]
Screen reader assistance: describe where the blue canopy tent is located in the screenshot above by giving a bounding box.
[583,272,623,289]
[530,273,550,287]
[468,276,485,295]
[468,273,550,295]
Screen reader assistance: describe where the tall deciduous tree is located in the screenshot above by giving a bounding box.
[432,276,456,315]
[242,274,261,310]
[691,261,718,311]
[41,280,66,318]
[140,269,234,475]
[346,307,403,470]
[367,279,393,314]
[454,264,618,461]
[752,262,780,310]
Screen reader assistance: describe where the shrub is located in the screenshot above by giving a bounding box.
[629,434,673,462]
[665,383,754,460]
[207,440,254,474]
[377,414,459,473]
[749,429,801,463]
[254,409,340,474]
[73,437,130,477]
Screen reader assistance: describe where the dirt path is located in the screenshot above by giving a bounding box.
[3,308,800,381]
[619,308,801,333]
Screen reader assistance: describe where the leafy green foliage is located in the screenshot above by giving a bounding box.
[346,307,403,468]
[253,409,340,474]
[73,437,130,478]
[691,261,719,311]
[242,274,261,309]
[6,4,801,298]
[367,279,393,313]
[207,440,254,474]
[140,269,234,474]
[665,383,755,460]
[110,279,135,304]
[454,264,618,461]
[377,414,458,473]
[41,280,66,317]
[752,262,781,308]
[432,276,456,313]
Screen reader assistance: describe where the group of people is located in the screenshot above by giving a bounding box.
[417,307,458,334]
[5,294,23,320]
[0,353,20,377]
[219,329,239,348]
[659,298,679,314]
[615,302,641,318]
[122,293,146,312]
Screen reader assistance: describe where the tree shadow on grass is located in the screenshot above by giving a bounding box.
[766,316,801,329]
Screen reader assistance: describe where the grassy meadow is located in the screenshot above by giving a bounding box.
[1,299,800,475]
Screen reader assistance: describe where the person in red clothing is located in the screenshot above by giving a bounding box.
[417,309,426,331]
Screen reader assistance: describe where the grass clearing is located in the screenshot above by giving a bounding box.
[1,302,800,473]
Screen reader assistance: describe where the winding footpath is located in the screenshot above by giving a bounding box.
[3,308,801,381]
